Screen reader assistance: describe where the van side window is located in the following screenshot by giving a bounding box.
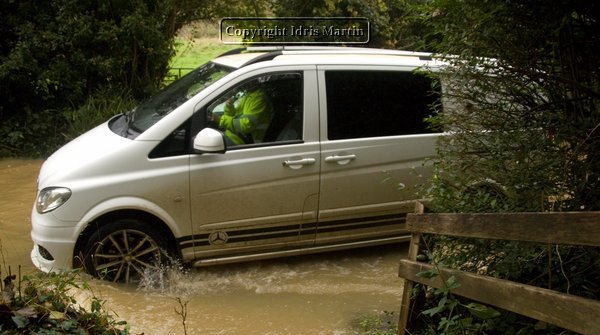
[206,72,303,147]
[325,70,439,140]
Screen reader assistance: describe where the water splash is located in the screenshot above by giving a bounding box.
[135,250,403,299]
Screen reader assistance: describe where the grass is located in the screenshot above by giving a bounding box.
[170,38,236,69]
[168,20,238,80]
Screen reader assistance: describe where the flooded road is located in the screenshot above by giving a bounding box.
[0,159,41,274]
[0,158,408,334]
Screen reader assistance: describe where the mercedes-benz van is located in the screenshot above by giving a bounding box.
[31,46,444,283]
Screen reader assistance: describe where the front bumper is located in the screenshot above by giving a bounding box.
[30,209,81,273]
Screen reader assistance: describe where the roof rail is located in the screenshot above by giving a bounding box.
[215,46,436,69]
[217,48,246,57]
[245,45,433,58]
[240,50,284,67]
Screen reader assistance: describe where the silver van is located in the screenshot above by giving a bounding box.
[31,47,442,283]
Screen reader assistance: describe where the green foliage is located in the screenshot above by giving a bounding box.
[0,0,202,157]
[1,271,129,335]
[273,0,431,49]
[413,281,579,335]
[0,87,136,157]
[414,1,600,333]
[410,251,585,335]
[419,0,600,302]
[353,310,397,335]
[62,87,137,142]
[411,265,503,335]
[0,108,67,158]
[420,0,600,304]
[201,0,273,18]
[425,0,600,212]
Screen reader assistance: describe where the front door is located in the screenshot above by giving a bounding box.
[187,69,321,261]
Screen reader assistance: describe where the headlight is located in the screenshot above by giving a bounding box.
[36,187,72,213]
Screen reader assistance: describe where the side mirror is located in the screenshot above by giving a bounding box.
[193,128,227,154]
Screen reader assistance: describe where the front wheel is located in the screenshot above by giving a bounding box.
[83,219,170,283]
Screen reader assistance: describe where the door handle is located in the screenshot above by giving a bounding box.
[283,158,316,169]
[324,154,357,165]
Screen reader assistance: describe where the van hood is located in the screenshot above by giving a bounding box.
[38,118,135,188]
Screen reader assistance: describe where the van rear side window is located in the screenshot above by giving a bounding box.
[325,70,439,140]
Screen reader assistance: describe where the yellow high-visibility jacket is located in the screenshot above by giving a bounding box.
[219,89,272,145]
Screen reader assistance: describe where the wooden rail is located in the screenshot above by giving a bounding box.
[165,67,195,82]
[397,210,600,335]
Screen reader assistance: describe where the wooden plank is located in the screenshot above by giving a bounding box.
[397,202,425,335]
[398,259,600,335]
[406,212,600,246]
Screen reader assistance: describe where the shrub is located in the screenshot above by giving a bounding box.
[410,1,600,333]
[0,0,198,157]
[1,271,130,335]
[62,87,137,143]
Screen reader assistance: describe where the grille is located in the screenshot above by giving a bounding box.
[38,245,54,261]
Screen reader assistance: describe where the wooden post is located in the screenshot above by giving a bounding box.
[397,201,424,335]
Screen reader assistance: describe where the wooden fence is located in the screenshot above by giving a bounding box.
[165,67,195,82]
[397,207,600,335]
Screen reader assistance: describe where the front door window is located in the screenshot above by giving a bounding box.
[206,72,303,147]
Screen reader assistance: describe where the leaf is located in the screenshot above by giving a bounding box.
[11,315,29,328]
[459,316,474,327]
[416,268,439,279]
[422,304,445,316]
[59,319,78,331]
[438,296,448,307]
[444,275,461,291]
[14,306,38,318]
[465,302,501,319]
[49,310,65,320]
[437,315,460,330]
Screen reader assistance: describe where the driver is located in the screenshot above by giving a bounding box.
[212,82,272,145]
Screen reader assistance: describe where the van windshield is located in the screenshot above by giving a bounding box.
[124,62,232,136]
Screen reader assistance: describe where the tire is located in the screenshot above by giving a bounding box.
[83,218,171,283]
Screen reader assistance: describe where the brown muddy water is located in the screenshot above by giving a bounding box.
[0,158,408,334]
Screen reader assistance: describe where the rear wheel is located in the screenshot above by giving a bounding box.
[83,219,170,283]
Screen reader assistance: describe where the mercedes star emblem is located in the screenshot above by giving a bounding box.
[208,231,229,245]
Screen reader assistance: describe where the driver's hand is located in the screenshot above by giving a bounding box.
[225,97,234,109]
[207,111,220,123]
[223,97,236,116]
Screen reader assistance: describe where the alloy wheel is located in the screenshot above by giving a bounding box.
[91,229,162,283]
